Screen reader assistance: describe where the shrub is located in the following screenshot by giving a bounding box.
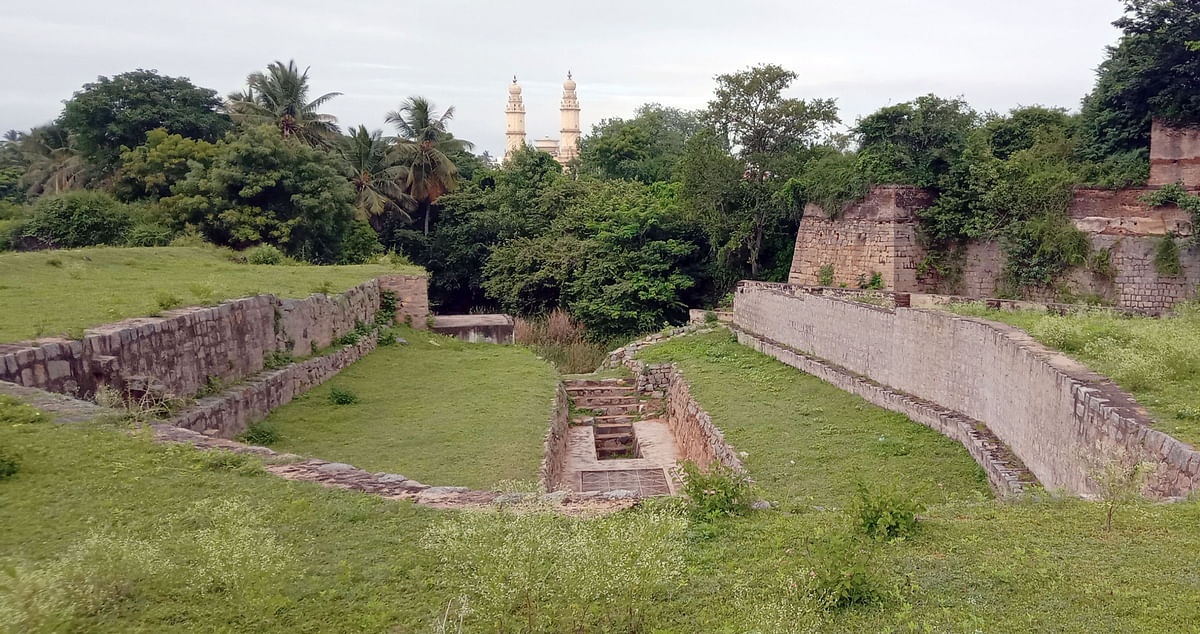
[1089,247,1116,280]
[0,449,18,480]
[336,220,383,264]
[154,291,184,311]
[125,222,175,247]
[18,191,133,249]
[237,421,281,446]
[866,272,884,290]
[245,244,285,265]
[376,290,399,327]
[817,263,835,287]
[803,532,888,609]
[329,386,359,405]
[853,482,924,542]
[1153,234,1183,277]
[262,349,295,369]
[678,460,754,522]
[514,309,609,373]
[704,310,719,323]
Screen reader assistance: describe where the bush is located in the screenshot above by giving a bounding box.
[336,220,383,264]
[853,482,924,542]
[262,349,295,370]
[236,421,281,446]
[0,450,18,480]
[803,532,888,609]
[18,191,133,249]
[514,309,611,373]
[817,263,835,287]
[125,222,175,247]
[245,244,285,265]
[329,387,358,405]
[678,460,754,522]
[1154,234,1183,277]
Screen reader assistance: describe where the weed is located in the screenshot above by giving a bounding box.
[262,349,295,370]
[853,482,924,541]
[802,531,889,610]
[329,387,359,405]
[678,460,755,522]
[153,290,183,311]
[236,421,281,446]
[704,310,719,323]
[312,280,335,295]
[189,281,218,305]
[1087,449,1154,532]
[1153,233,1183,276]
[0,450,17,480]
[818,263,835,287]
[45,257,63,268]
[376,289,399,326]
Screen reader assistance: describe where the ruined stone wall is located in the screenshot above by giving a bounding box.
[0,274,429,400]
[733,281,1200,497]
[1150,119,1200,187]
[378,274,431,327]
[664,368,744,472]
[172,333,378,438]
[788,186,932,291]
[539,383,572,491]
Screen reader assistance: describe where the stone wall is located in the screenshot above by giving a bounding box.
[171,333,378,438]
[0,274,429,400]
[663,367,744,472]
[539,383,572,491]
[788,186,932,290]
[1150,119,1200,187]
[733,281,1200,497]
[378,274,431,327]
[787,183,1198,312]
[432,314,515,343]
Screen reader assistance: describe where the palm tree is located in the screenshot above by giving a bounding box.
[19,125,86,196]
[386,97,474,234]
[227,60,341,145]
[338,125,414,232]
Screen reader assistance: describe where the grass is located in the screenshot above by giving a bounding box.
[0,246,422,342]
[638,330,991,507]
[944,301,1200,445]
[262,326,559,489]
[5,329,1200,631]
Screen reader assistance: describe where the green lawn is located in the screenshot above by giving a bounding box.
[261,326,559,489]
[4,329,1200,632]
[638,330,991,507]
[0,246,422,342]
[945,302,1200,445]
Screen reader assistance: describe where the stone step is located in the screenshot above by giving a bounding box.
[571,394,639,407]
[594,432,635,441]
[597,446,639,459]
[575,403,640,416]
[572,414,637,425]
[564,378,634,388]
[595,422,633,434]
[566,386,637,398]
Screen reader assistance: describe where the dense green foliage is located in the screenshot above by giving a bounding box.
[13,191,133,249]
[164,124,362,263]
[59,69,230,169]
[578,104,698,183]
[113,128,218,201]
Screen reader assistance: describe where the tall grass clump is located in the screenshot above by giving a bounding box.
[514,308,614,373]
[422,507,685,632]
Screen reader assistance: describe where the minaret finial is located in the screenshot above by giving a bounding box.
[567,70,572,80]
[512,75,517,83]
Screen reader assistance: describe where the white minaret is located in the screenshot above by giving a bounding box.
[505,76,526,161]
[558,71,580,163]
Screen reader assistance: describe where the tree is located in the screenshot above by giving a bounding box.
[164,124,357,263]
[855,94,979,189]
[58,69,230,169]
[17,125,86,198]
[1080,0,1200,162]
[578,104,700,183]
[228,60,341,146]
[386,97,474,234]
[337,125,413,232]
[113,128,218,201]
[17,191,133,249]
[705,64,839,159]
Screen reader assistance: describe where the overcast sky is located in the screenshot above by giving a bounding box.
[1,1,1125,156]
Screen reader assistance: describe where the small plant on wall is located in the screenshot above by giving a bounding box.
[818,263,835,287]
[1154,233,1183,276]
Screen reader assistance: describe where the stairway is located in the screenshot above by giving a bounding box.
[564,378,642,460]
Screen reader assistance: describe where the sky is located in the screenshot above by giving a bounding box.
[0,1,1127,157]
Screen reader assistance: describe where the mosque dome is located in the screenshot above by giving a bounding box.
[509,77,522,95]
[563,72,576,91]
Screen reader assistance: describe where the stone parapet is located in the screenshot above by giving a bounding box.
[539,383,572,491]
[733,281,1200,498]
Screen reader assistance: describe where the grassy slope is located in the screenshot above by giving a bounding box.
[0,395,447,633]
[945,302,1200,444]
[0,246,421,342]
[638,331,991,507]
[263,326,559,489]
